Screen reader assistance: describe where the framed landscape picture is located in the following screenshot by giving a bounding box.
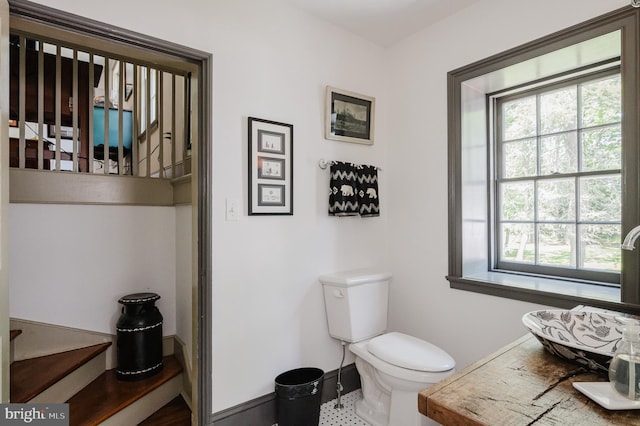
[325,86,375,145]
[248,117,293,215]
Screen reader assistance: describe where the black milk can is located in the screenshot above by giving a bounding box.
[116,292,163,380]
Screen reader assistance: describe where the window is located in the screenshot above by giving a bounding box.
[140,66,158,134]
[446,7,640,311]
[494,70,621,285]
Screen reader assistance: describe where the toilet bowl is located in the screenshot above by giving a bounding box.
[319,269,456,426]
[349,332,455,426]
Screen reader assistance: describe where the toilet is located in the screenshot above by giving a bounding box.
[319,269,455,426]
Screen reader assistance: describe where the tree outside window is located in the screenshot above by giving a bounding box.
[496,71,621,283]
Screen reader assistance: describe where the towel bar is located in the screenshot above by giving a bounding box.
[318,159,382,171]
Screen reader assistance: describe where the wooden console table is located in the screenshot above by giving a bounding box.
[419,334,640,425]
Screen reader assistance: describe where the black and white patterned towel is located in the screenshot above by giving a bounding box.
[357,164,379,217]
[329,161,359,216]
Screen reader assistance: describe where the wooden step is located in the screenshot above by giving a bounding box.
[11,342,112,403]
[10,329,22,341]
[68,355,183,426]
[138,395,191,425]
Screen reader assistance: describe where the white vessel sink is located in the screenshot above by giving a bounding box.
[522,309,639,373]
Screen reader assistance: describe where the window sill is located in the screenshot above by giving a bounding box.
[447,272,640,316]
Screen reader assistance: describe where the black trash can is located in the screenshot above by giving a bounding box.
[275,367,324,426]
[116,292,163,381]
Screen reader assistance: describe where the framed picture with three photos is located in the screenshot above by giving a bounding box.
[248,117,293,215]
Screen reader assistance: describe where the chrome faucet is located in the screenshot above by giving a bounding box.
[622,225,640,250]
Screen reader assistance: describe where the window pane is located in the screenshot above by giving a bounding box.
[501,223,535,263]
[581,75,621,127]
[502,97,536,140]
[581,125,621,172]
[500,182,534,221]
[539,224,576,267]
[503,139,536,178]
[580,224,621,272]
[150,69,157,122]
[538,179,575,221]
[140,66,147,132]
[540,132,577,175]
[579,175,621,222]
[494,71,622,283]
[540,87,577,135]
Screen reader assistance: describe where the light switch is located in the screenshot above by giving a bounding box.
[226,199,240,221]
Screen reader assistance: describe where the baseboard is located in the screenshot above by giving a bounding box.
[320,362,360,404]
[210,363,360,426]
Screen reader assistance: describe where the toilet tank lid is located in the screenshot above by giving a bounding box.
[318,269,391,287]
[368,332,455,372]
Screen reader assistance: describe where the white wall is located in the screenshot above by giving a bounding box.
[206,2,389,411]
[26,0,390,413]
[385,0,629,370]
[9,204,177,336]
[22,0,632,416]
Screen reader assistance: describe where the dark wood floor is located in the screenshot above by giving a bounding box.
[139,395,191,425]
[67,355,182,426]
[10,342,112,403]
[10,338,188,425]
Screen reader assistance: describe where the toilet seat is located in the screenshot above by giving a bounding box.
[368,332,455,372]
[349,337,455,385]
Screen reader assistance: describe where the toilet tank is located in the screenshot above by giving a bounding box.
[319,269,391,343]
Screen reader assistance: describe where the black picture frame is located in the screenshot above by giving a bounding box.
[325,86,375,145]
[248,117,293,215]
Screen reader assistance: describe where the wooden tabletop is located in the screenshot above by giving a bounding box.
[419,334,640,425]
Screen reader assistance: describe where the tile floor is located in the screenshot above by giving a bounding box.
[319,389,370,426]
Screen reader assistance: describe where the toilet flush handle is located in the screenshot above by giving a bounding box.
[333,289,344,298]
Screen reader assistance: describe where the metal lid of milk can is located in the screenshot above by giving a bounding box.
[118,292,160,305]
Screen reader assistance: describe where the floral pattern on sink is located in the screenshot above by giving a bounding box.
[522,310,639,373]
